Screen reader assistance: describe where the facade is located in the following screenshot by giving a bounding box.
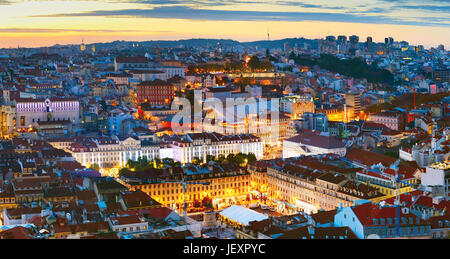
[432,68,450,83]
[170,133,263,164]
[160,66,185,79]
[370,111,404,131]
[0,105,16,136]
[421,162,449,198]
[266,164,384,214]
[121,163,251,210]
[15,98,79,129]
[345,93,361,121]
[334,202,432,239]
[64,136,160,169]
[204,87,232,102]
[280,95,315,120]
[355,168,418,198]
[131,70,167,82]
[108,215,149,236]
[137,80,175,106]
[114,56,150,71]
[301,112,329,132]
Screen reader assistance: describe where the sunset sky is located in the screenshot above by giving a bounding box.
[0,0,449,48]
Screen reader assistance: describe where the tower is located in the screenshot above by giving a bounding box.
[80,40,86,52]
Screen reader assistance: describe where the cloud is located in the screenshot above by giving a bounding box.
[275,1,346,10]
[29,6,450,27]
[0,28,146,33]
[396,4,450,12]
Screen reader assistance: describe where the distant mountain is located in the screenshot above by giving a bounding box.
[2,37,321,51]
[241,37,318,50]
[80,38,319,50]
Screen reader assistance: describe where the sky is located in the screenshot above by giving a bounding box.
[0,0,449,48]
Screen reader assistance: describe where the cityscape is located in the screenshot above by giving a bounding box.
[0,0,449,243]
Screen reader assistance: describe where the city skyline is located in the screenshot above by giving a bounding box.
[0,0,449,48]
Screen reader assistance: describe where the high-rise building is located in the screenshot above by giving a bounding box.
[337,35,347,45]
[366,37,373,49]
[385,37,394,46]
[345,93,361,121]
[326,36,336,42]
[349,35,359,46]
[432,68,450,83]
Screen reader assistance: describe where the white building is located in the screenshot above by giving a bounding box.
[170,132,263,164]
[421,162,449,198]
[63,136,160,169]
[15,98,80,129]
[131,70,167,82]
[160,66,185,79]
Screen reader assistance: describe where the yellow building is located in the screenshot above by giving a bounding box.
[355,169,418,198]
[119,164,251,211]
[265,164,385,213]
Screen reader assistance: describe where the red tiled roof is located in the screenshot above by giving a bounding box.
[346,148,396,167]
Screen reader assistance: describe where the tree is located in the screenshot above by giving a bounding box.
[202,196,214,211]
[206,155,216,163]
[89,163,100,171]
[192,157,202,165]
[216,154,226,163]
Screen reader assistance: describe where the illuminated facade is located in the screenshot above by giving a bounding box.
[266,164,385,214]
[15,98,80,129]
[62,137,160,169]
[137,80,175,105]
[280,95,315,120]
[355,168,418,198]
[170,133,263,164]
[120,164,251,210]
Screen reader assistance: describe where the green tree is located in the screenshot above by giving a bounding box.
[89,163,100,171]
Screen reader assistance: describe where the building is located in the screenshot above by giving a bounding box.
[107,214,149,237]
[345,93,361,121]
[334,202,432,239]
[114,56,150,71]
[266,163,384,214]
[370,111,404,131]
[421,161,449,199]
[283,131,346,158]
[160,66,185,79]
[204,87,232,102]
[63,136,160,169]
[131,70,167,82]
[245,85,262,98]
[355,167,418,198]
[120,163,251,210]
[300,112,328,132]
[280,95,315,120]
[15,98,80,129]
[137,80,175,106]
[432,68,450,83]
[170,133,263,164]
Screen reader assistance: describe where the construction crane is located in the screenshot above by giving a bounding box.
[403,85,417,109]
